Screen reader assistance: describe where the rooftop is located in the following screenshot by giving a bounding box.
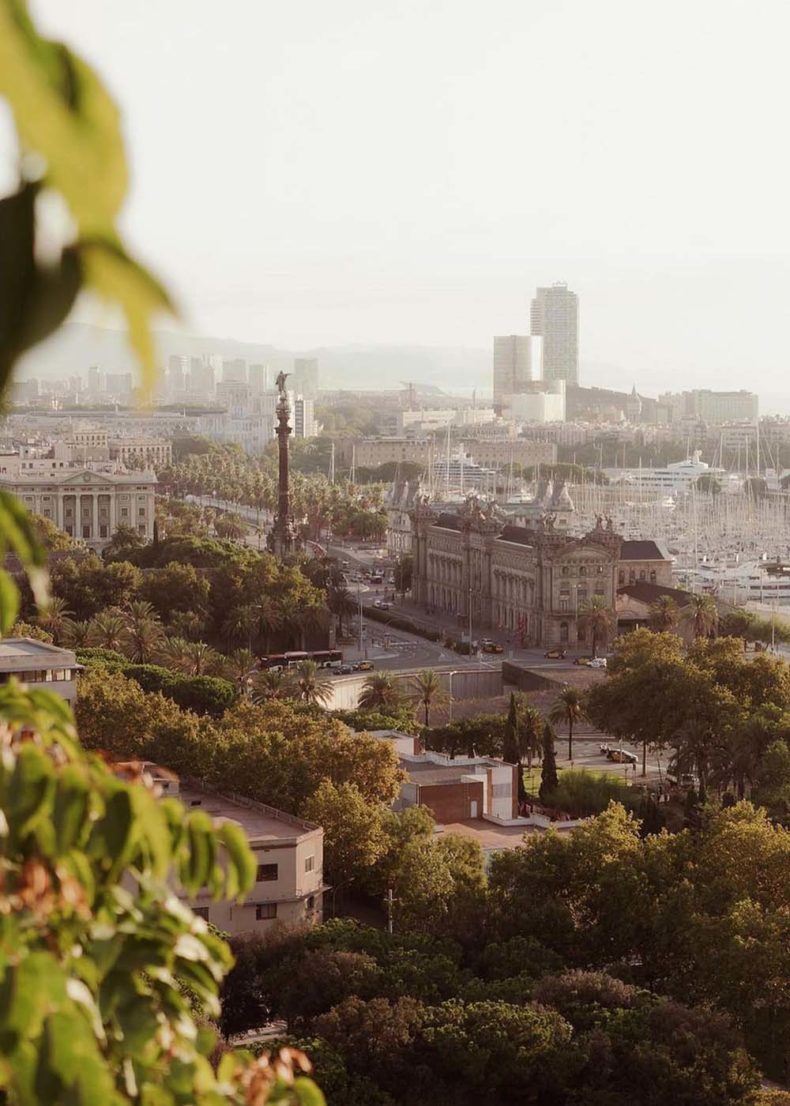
[617,581,694,607]
[620,539,669,561]
[400,758,491,786]
[0,638,76,664]
[177,782,320,845]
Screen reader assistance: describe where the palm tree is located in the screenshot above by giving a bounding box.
[60,619,91,649]
[255,596,283,653]
[123,600,164,663]
[684,593,718,639]
[222,604,258,650]
[518,701,544,771]
[156,635,193,671]
[409,669,449,727]
[223,648,257,688]
[290,660,334,706]
[648,595,680,633]
[251,669,295,703]
[358,672,403,713]
[86,610,128,652]
[34,596,73,643]
[549,686,586,762]
[327,586,356,638]
[179,640,222,676]
[578,596,614,658]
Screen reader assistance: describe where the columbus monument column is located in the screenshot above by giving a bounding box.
[271,370,296,556]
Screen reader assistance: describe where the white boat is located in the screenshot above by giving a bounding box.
[604,451,728,494]
[678,557,790,605]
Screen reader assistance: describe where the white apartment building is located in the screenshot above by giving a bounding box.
[530,283,579,386]
[658,389,759,425]
[127,767,325,935]
[493,335,542,411]
[505,381,566,424]
[0,468,157,546]
[0,639,80,705]
[293,396,317,439]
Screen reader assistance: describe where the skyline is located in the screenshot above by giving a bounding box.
[7,0,790,398]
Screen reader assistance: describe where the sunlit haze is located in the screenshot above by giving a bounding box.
[12,0,790,400]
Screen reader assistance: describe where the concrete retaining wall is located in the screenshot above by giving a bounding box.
[327,666,503,712]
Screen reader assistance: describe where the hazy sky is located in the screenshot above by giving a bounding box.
[12,0,790,395]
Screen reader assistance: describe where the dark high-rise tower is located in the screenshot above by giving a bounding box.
[530,282,579,386]
[272,371,296,556]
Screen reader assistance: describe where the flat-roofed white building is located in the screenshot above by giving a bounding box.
[0,468,157,548]
[0,638,80,704]
[130,768,326,935]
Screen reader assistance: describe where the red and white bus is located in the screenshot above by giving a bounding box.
[260,649,343,672]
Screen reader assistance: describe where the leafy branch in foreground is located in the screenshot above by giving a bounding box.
[0,680,323,1106]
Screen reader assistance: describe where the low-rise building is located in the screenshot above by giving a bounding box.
[124,766,326,935]
[109,437,173,468]
[0,638,80,704]
[371,732,517,822]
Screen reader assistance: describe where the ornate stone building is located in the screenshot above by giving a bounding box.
[0,469,157,548]
[411,496,667,649]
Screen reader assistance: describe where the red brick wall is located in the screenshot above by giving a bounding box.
[417,779,485,823]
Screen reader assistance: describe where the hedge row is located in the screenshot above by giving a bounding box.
[76,649,236,717]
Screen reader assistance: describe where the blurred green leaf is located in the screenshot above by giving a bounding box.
[81,238,175,397]
[218,821,256,900]
[0,570,20,635]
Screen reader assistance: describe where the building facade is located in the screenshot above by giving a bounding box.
[118,768,325,936]
[411,498,668,648]
[109,437,173,468]
[530,282,579,386]
[492,335,541,411]
[0,639,80,705]
[0,469,157,547]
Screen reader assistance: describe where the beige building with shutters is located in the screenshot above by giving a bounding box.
[129,768,327,935]
[0,468,157,548]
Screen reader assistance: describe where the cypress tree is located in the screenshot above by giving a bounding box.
[539,722,559,800]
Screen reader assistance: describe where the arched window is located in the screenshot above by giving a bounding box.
[639,570,646,581]
[650,570,657,583]
[560,621,569,643]
[618,570,625,585]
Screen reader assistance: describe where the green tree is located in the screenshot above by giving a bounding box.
[648,594,680,632]
[86,608,128,651]
[291,659,334,706]
[358,671,403,712]
[548,685,585,762]
[539,723,559,800]
[409,669,449,727]
[33,594,73,642]
[578,595,614,657]
[684,592,719,639]
[303,780,386,909]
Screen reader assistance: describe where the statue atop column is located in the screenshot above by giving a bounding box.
[271,370,296,556]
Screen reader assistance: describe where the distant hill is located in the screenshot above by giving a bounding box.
[19,322,789,411]
[16,323,492,394]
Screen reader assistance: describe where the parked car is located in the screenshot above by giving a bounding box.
[339,665,354,675]
[357,660,374,671]
[379,601,391,610]
[544,648,567,659]
[373,599,383,608]
[590,657,608,669]
[481,640,503,654]
[599,743,638,765]
[574,656,594,666]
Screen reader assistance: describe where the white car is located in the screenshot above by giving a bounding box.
[589,657,607,669]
